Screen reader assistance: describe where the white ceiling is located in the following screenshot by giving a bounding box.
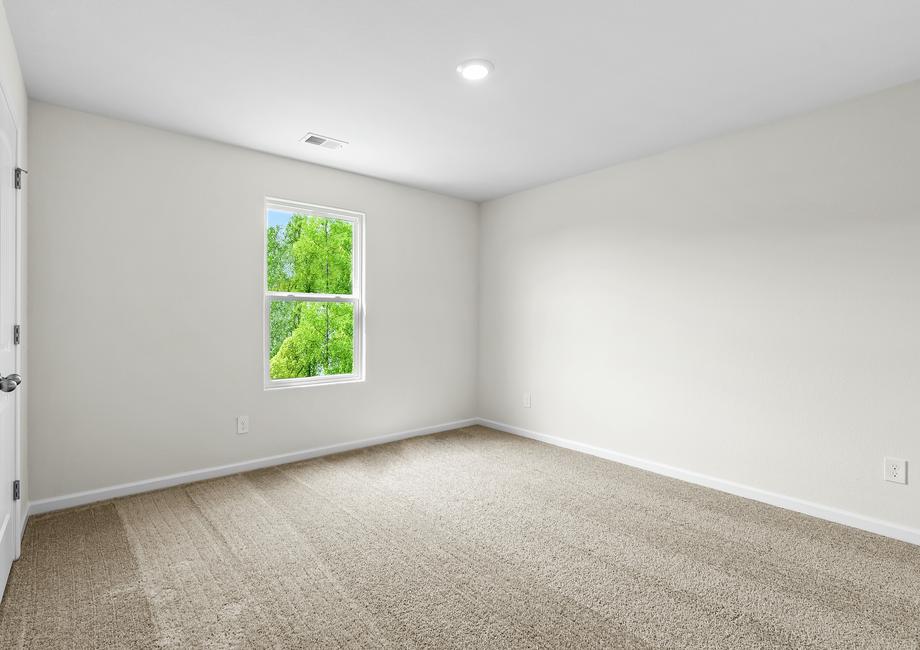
[7,1,920,201]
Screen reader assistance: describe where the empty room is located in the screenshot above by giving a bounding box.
[0,0,918,647]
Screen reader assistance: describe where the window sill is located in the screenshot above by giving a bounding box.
[263,375,365,391]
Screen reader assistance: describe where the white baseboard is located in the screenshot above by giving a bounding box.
[477,418,920,547]
[26,415,920,547]
[29,418,478,517]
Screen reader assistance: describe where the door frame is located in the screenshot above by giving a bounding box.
[0,80,24,559]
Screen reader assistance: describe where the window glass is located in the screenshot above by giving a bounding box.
[266,208,353,294]
[268,300,354,380]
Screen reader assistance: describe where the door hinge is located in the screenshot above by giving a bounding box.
[12,480,20,501]
[14,168,27,190]
[13,324,20,345]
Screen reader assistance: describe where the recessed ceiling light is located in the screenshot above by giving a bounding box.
[457,59,493,82]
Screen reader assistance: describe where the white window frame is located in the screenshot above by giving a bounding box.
[263,197,365,389]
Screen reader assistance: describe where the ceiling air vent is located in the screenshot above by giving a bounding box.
[301,132,348,150]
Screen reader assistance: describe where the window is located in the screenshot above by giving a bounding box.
[264,198,364,388]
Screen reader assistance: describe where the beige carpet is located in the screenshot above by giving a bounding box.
[1,426,919,649]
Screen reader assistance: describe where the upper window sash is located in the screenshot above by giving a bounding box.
[263,197,364,296]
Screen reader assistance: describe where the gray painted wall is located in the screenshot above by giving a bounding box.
[479,82,920,532]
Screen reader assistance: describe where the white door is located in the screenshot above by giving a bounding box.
[0,88,21,598]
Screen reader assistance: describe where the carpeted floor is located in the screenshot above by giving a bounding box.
[1,426,919,649]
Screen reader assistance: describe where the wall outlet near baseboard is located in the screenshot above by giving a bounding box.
[884,457,907,485]
[237,415,250,435]
[522,392,531,408]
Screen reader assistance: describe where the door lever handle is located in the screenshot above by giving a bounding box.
[0,373,21,393]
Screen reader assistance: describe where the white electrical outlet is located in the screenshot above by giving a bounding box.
[884,457,907,485]
[522,392,531,408]
[237,415,250,435]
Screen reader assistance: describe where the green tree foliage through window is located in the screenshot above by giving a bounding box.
[266,213,355,379]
